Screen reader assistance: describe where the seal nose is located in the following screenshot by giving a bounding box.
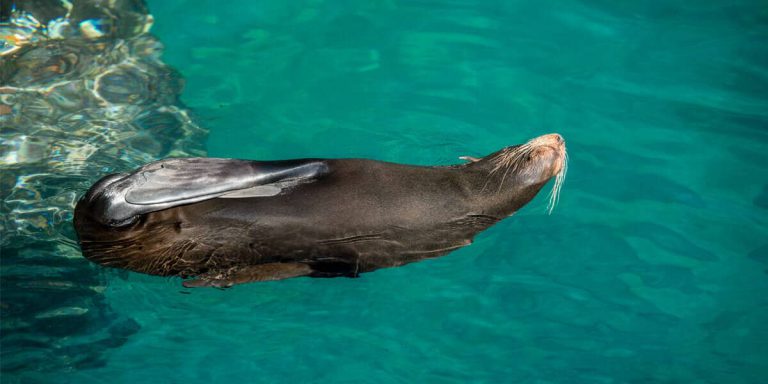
[546,133,564,144]
[531,133,565,146]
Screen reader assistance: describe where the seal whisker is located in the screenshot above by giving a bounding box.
[490,143,531,175]
[481,146,524,193]
[496,165,512,193]
[493,144,535,194]
[546,146,568,214]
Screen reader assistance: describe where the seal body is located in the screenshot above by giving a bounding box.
[74,134,566,287]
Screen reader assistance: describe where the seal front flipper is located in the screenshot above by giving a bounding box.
[83,157,329,226]
[182,263,314,288]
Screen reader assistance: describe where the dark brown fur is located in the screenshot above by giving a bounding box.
[74,134,566,286]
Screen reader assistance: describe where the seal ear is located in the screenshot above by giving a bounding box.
[84,158,329,226]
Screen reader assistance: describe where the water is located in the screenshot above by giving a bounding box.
[2,0,768,383]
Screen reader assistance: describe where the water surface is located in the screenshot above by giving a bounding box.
[4,0,768,383]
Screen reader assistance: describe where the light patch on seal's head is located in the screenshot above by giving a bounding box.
[486,133,567,214]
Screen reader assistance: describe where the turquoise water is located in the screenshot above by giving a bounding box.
[5,0,768,382]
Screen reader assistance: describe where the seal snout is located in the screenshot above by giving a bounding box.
[527,133,567,214]
[527,133,566,174]
[528,133,565,148]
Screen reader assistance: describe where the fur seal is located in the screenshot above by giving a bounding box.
[74,133,567,287]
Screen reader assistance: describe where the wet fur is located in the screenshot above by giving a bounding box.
[75,135,567,286]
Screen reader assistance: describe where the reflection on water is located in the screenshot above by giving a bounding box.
[0,0,206,373]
